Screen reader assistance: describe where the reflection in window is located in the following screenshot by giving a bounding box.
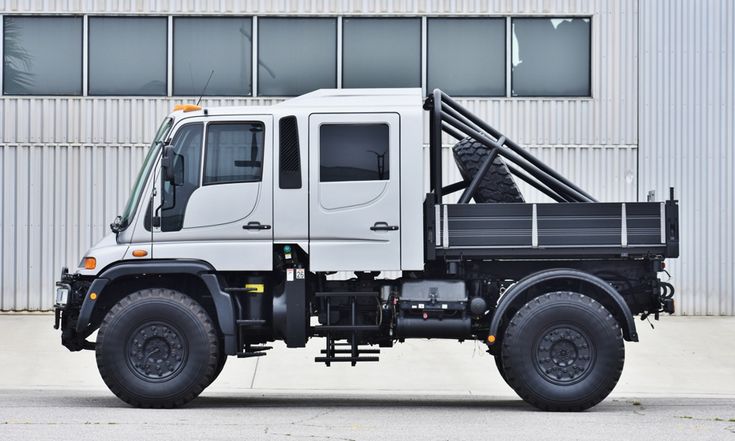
[512,18,591,97]
[204,123,265,185]
[89,17,167,95]
[428,18,505,96]
[258,18,336,96]
[161,123,203,232]
[342,18,420,88]
[2,16,82,95]
[320,124,389,182]
[174,18,252,96]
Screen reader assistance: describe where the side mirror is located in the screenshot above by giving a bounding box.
[162,145,176,183]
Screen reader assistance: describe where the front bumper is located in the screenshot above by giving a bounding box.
[53,267,94,351]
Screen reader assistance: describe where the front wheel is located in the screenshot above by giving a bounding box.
[500,291,625,411]
[96,288,219,408]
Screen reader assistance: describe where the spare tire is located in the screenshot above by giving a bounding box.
[452,137,524,203]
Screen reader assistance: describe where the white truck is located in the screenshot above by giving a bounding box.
[54,89,679,410]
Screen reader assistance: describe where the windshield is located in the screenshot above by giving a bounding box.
[116,117,173,231]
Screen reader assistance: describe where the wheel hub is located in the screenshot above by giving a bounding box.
[127,322,186,381]
[535,327,593,384]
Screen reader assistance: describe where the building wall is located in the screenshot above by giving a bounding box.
[639,0,735,315]
[0,0,670,311]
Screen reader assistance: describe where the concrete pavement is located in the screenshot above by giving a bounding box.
[0,314,734,440]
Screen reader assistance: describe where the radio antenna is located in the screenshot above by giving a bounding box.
[196,70,215,106]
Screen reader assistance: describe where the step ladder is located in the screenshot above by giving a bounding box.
[312,291,381,366]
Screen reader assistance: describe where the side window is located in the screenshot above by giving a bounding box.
[160,123,203,232]
[203,123,265,185]
[319,124,389,182]
[279,116,302,189]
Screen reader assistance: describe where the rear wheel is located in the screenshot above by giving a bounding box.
[500,291,624,411]
[96,288,219,408]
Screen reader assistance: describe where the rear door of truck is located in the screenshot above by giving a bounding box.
[308,113,401,271]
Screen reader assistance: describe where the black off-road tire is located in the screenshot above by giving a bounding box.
[494,355,509,386]
[209,349,227,386]
[501,291,625,411]
[452,137,524,203]
[96,288,219,408]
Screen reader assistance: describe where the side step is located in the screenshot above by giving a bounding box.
[236,345,272,358]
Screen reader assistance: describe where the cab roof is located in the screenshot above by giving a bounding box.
[170,88,424,118]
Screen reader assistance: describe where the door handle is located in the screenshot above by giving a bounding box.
[370,222,399,231]
[243,221,271,230]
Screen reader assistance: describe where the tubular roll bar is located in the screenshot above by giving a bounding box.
[424,89,598,204]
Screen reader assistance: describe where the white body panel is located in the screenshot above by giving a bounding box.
[150,115,274,271]
[308,112,402,272]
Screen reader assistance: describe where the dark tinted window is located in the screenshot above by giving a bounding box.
[258,18,336,96]
[88,17,167,95]
[279,116,302,189]
[512,18,591,96]
[161,123,203,232]
[342,18,420,88]
[320,124,389,182]
[3,16,82,95]
[204,123,265,185]
[428,18,505,96]
[173,17,252,96]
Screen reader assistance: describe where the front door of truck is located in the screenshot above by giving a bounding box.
[150,115,273,270]
[308,113,401,271]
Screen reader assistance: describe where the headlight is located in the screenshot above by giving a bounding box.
[55,286,70,307]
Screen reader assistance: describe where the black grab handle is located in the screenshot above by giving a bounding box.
[370,222,399,231]
[243,221,271,230]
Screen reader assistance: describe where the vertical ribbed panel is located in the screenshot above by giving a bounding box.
[639,0,735,315]
[0,144,148,310]
[0,0,655,311]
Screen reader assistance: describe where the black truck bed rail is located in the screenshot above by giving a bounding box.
[426,200,679,260]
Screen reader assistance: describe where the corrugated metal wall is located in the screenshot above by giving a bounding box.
[639,0,735,315]
[2,0,643,310]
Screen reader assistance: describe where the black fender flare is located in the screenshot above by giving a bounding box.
[75,259,237,354]
[488,268,638,345]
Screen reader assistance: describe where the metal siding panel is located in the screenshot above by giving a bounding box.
[0,0,644,310]
[639,0,734,315]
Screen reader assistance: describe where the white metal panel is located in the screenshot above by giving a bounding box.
[639,0,735,315]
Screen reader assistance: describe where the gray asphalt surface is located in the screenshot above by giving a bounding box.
[1,390,734,440]
[1,315,734,440]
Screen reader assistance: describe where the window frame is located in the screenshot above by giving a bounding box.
[172,16,253,97]
[201,120,267,186]
[426,16,507,98]
[257,16,338,97]
[2,15,84,96]
[341,16,422,89]
[87,15,169,97]
[509,15,593,98]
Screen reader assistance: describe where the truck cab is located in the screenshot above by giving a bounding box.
[54,88,679,411]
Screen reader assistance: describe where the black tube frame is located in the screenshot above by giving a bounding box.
[426,89,598,204]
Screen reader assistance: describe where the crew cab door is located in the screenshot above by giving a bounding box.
[150,115,273,270]
[309,113,401,271]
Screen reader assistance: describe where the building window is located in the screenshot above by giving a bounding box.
[428,18,505,97]
[173,17,252,96]
[511,17,591,97]
[2,16,82,95]
[204,123,265,185]
[320,124,390,182]
[258,18,336,96]
[342,18,420,88]
[88,17,167,96]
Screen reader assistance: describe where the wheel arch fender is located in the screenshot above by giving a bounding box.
[75,259,237,354]
[488,268,638,347]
